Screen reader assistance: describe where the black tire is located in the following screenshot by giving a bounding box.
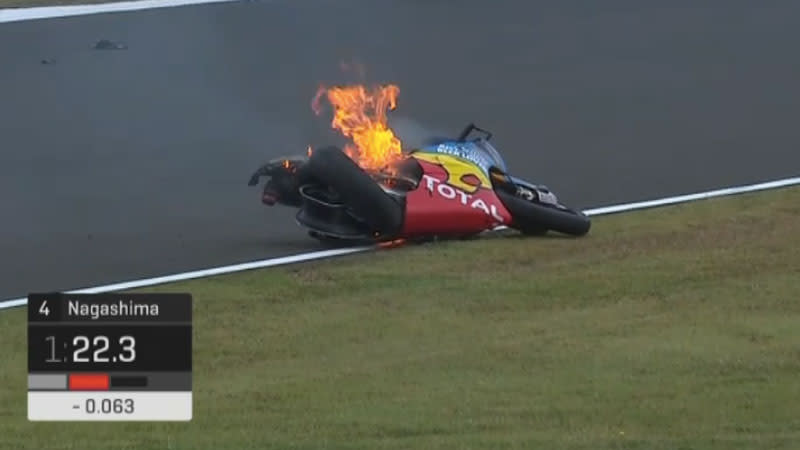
[495,189,591,237]
[307,146,404,238]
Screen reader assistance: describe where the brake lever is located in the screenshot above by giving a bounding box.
[247,158,286,186]
[248,155,310,186]
[248,163,273,186]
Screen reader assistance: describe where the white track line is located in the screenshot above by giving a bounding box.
[0,0,239,23]
[582,176,800,216]
[0,247,370,311]
[1,175,798,312]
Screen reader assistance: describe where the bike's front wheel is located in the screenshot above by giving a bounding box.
[495,189,591,236]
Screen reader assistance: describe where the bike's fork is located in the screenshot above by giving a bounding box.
[493,172,560,206]
[490,168,560,205]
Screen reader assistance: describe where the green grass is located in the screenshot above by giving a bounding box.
[1,186,800,449]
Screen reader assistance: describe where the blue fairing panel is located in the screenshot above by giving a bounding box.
[416,139,509,176]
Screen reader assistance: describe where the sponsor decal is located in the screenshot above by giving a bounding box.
[434,143,494,174]
[423,174,505,222]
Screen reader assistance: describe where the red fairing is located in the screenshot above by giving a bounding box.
[401,160,513,237]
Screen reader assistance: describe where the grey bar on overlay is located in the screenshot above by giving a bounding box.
[28,374,67,390]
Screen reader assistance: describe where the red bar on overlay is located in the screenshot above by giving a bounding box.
[68,373,109,391]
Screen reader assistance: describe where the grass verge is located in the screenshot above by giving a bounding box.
[1,186,799,449]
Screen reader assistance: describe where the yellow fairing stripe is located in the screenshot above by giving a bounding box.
[412,152,493,193]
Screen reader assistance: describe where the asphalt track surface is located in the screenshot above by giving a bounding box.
[1,0,799,300]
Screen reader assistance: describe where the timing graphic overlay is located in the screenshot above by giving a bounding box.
[27,293,192,421]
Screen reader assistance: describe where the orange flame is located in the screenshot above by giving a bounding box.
[378,238,406,248]
[312,84,403,170]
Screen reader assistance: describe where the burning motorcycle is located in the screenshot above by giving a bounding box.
[248,84,590,244]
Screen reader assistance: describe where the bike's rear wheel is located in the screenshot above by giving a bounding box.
[306,146,404,238]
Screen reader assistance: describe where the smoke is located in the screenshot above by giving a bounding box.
[388,115,453,150]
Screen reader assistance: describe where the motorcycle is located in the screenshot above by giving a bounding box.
[248,123,590,243]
